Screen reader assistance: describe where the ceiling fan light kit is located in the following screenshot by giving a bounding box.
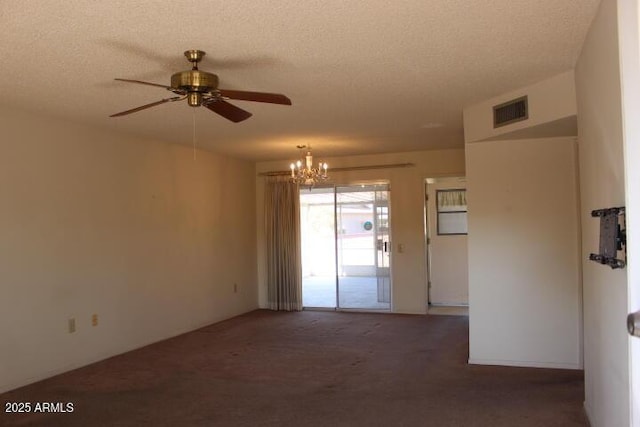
[110,50,291,122]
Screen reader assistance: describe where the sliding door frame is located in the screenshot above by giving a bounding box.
[300,181,392,312]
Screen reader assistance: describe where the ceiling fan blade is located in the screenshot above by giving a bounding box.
[218,89,292,105]
[110,96,182,117]
[204,100,253,122]
[114,78,173,90]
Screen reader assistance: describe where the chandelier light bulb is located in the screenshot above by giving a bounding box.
[288,146,329,187]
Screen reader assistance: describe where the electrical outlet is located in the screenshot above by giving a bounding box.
[233,283,238,293]
[91,314,98,327]
[68,318,76,333]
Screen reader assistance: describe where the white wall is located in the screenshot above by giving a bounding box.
[426,179,468,305]
[466,137,582,369]
[464,71,577,143]
[256,149,465,314]
[576,0,630,425]
[0,107,258,393]
[617,0,640,425]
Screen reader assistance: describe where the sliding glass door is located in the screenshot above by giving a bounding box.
[301,184,391,310]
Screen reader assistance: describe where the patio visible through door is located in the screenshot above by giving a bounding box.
[300,184,391,310]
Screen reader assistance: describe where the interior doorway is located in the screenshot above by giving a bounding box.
[425,177,469,313]
[300,183,391,311]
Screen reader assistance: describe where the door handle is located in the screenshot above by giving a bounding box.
[628,311,640,337]
[383,241,388,253]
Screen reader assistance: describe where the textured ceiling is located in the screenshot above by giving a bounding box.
[0,1,599,161]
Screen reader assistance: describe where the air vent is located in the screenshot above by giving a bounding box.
[493,96,528,128]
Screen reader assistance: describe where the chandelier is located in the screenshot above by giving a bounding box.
[289,145,328,186]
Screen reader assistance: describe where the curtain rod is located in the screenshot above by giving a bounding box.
[257,162,415,177]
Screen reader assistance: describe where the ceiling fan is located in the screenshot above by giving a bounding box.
[110,49,291,122]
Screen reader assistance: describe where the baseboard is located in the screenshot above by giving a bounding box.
[468,357,583,370]
[429,303,469,307]
[0,353,114,394]
[583,402,594,427]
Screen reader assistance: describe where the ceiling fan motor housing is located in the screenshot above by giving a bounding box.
[171,70,219,106]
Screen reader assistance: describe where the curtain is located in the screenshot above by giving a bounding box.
[437,189,467,209]
[265,176,302,311]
